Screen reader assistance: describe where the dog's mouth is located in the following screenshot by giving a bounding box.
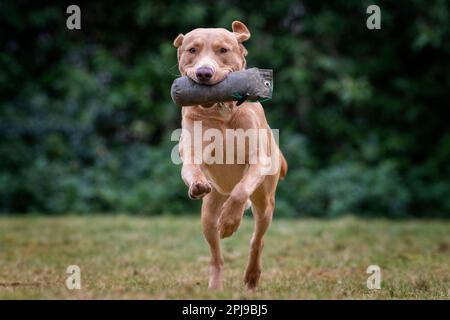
[186,68,232,85]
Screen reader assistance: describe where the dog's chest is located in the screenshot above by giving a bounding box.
[215,102,233,115]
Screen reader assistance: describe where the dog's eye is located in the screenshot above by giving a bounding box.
[219,48,228,54]
[188,48,197,54]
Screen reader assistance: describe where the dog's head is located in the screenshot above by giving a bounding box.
[174,21,250,85]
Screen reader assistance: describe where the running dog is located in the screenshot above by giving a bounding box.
[173,21,287,290]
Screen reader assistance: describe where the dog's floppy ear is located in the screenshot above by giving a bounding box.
[173,33,184,48]
[232,21,250,43]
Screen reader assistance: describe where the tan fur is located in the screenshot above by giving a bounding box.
[175,21,287,291]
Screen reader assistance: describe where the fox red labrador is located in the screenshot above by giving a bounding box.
[173,20,287,290]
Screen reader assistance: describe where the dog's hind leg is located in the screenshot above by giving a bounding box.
[244,177,277,290]
[201,189,228,290]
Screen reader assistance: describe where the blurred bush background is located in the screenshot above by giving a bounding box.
[1,0,449,217]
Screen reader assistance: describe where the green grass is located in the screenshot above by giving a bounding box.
[0,215,449,299]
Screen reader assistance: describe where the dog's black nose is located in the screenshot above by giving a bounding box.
[195,67,213,83]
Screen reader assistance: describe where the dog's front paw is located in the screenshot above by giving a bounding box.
[188,180,212,200]
[218,197,246,238]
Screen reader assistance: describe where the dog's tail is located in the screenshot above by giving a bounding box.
[279,152,288,180]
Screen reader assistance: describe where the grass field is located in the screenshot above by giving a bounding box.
[0,215,449,299]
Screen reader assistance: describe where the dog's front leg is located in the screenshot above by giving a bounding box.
[181,163,211,200]
[218,164,265,238]
[179,120,211,200]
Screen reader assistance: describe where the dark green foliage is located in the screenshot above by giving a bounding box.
[1,1,449,216]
